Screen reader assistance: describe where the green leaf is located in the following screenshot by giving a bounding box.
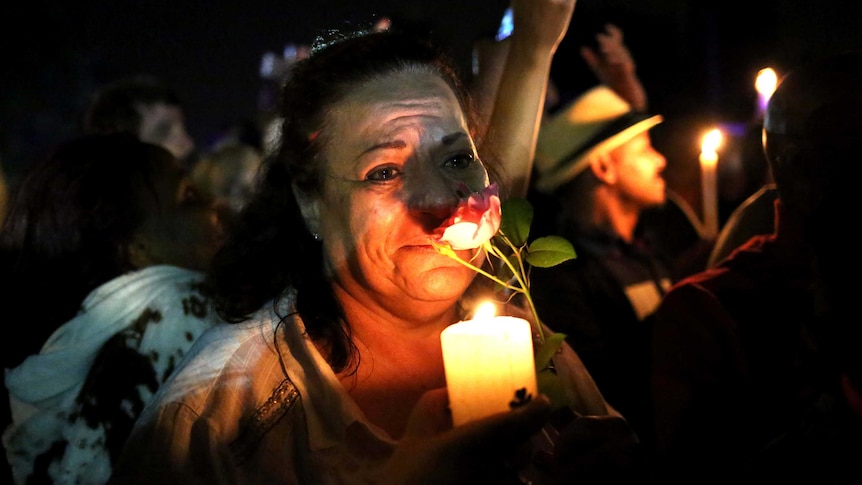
[535,332,566,370]
[500,198,533,247]
[535,333,569,410]
[537,367,569,411]
[525,236,576,268]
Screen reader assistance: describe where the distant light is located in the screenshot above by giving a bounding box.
[755,67,778,97]
[755,67,778,114]
[260,52,277,78]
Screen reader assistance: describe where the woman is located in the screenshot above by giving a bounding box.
[1,133,224,484]
[110,25,642,485]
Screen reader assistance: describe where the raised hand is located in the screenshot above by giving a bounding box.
[510,0,578,52]
[580,24,647,111]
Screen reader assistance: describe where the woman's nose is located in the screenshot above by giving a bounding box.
[405,172,461,230]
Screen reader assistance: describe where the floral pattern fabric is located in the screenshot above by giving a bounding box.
[3,265,220,485]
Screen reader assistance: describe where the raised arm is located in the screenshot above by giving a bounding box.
[479,0,577,199]
[580,24,647,111]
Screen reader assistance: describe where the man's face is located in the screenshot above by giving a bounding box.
[610,132,667,209]
[137,102,195,161]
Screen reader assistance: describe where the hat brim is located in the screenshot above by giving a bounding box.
[535,113,663,193]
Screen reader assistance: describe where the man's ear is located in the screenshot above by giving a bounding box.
[588,152,616,184]
[292,182,321,237]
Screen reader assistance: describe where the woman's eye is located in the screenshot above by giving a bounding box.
[444,152,476,169]
[366,166,401,182]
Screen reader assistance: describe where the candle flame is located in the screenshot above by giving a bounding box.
[473,301,497,320]
[701,129,723,153]
[755,68,778,97]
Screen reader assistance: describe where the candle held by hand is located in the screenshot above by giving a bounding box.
[440,302,538,426]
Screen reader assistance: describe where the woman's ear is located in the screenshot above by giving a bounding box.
[292,183,321,237]
[126,235,154,269]
[588,152,616,184]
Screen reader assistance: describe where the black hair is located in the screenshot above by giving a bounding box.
[764,50,862,216]
[84,75,183,136]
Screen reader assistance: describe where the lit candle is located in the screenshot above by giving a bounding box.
[440,301,538,426]
[755,67,778,119]
[699,129,723,239]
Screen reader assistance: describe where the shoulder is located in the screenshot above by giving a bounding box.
[665,233,776,298]
[652,274,741,349]
[118,306,312,478]
[552,336,617,416]
[128,314,289,428]
[129,302,283,427]
[105,266,222,372]
[81,265,213,321]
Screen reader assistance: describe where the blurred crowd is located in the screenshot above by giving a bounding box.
[1,2,859,484]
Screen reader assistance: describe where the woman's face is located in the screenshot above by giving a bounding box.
[131,153,224,271]
[308,69,489,310]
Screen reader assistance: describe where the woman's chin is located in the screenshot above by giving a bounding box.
[430,267,475,290]
[391,246,480,298]
[400,265,475,301]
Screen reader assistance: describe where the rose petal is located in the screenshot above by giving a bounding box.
[433,184,501,249]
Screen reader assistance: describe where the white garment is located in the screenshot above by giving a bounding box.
[110,293,614,484]
[3,265,221,485]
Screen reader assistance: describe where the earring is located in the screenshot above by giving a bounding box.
[312,232,321,241]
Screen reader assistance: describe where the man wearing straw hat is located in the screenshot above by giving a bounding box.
[528,84,672,453]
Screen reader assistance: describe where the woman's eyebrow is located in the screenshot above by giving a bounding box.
[360,139,407,156]
[357,131,468,160]
[442,132,468,146]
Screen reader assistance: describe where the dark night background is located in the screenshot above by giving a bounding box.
[2,0,861,213]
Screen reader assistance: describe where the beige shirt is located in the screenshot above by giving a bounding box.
[110,295,611,484]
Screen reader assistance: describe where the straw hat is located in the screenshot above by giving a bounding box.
[534,85,663,193]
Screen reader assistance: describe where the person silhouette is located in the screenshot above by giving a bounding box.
[650,50,862,484]
[84,75,197,169]
[1,133,224,484]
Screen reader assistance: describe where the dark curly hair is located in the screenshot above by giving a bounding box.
[207,29,501,373]
[0,133,174,368]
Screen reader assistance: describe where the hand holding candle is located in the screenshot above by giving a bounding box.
[699,128,723,239]
[441,301,538,427]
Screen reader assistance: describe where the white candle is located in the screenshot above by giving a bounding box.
[699,129,723,239]
[440,302,538,427]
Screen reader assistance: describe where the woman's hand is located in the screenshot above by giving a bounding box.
[382,388,552,485]
[533,413,648,485]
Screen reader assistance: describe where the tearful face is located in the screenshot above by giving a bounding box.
[300,69,490,308]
